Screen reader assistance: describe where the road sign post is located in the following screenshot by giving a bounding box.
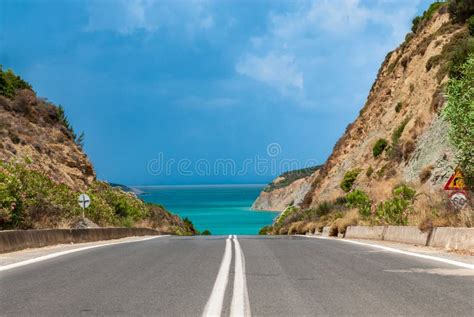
[444,168,468,210]
[78,193,91,219]
[444,168,466,191]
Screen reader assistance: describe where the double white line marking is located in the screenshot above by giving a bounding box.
[202,235,251,317]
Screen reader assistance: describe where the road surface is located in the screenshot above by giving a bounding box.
[1,235,473,316]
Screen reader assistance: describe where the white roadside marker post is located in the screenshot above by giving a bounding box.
[78,193,91,219]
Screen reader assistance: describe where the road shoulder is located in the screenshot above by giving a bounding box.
[0,235,164,269]
[300,235,474,266]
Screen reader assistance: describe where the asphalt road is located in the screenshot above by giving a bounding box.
[1,235,473,316]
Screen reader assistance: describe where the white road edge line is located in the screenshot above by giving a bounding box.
[230,235,251,317]
[202,235,233,317]
[0,235,166,272]
[300,235,474,270]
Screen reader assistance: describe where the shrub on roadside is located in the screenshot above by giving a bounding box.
[302,222,319,234]
[331,211,359,236]
[375,185,416,225]
[288,221,306,235]
[0,161,196,233]
[346,189,372,218]
[259,225,273,235]
[0,161,80,229]
[274,206,298,228]
[305,201,334,220]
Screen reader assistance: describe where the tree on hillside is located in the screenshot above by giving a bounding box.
[448,0,474,22]
[0,66,32,99]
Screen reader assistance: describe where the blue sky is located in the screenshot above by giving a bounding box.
[1,0,432,185]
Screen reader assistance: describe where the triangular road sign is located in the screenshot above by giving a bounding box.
[444,169,466,190]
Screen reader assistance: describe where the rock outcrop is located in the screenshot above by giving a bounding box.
[0,89,95,191]
[254,7,466,212]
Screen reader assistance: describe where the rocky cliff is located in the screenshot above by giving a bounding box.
[0,89,95,191]
[254,2,473,232]
[303,9,459,207]
[252,167,319,211]
[0,68,197,234]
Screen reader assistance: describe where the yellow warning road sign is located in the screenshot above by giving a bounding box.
[444,169,466,190]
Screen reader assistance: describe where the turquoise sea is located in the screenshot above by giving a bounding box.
[136,184,277,235]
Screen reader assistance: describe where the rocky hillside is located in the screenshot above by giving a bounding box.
[252,166,319,211]
[256,1,474,235]
[0,86,95,191]
[0,67,197,234]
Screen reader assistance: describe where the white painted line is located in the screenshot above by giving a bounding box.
[202,235,233,317]
[230,235,251,317]
[300,235,474,270]
[0,235,166,272]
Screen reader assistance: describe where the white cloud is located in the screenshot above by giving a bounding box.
[85,0,154,34]
[176,96,239,108]
[235,0,421,106]
[236,52,303,92]
[85,0,215,35]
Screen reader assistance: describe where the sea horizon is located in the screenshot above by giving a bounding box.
[133,183,268,189]
[136,184,277,235]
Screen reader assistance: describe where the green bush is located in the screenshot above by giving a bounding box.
[443,53,474,188]
[335,196,347,206]
[373,139,388,157]
[56,105,76,139]
[0,66,32,99]
[258,225,273,235]
[412,1,447,33]
[449,37,474,79]
[395,102,403,113]
[340,169,360,192]
[305,201,334,219]
[387,118,411,161]
[346,190,371,218]
[393,184,416,200]
[392,118,410,146]
[427,29,474,81]
[366,166,374,178]
[0,161,197,231]
[375,185,416,225]
[75,132,85,149]
[0,161,80,229]
[1,67,80,144]
[201,229,212,235]
[274,206,298,227]
[448,0,474,23]
[469,16,474,35]
[263,165,321,192]
[412,16,423,33]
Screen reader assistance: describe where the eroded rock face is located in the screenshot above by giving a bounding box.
[253,10,461,210]
[252,175,314,211]
[0,91,96,191]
